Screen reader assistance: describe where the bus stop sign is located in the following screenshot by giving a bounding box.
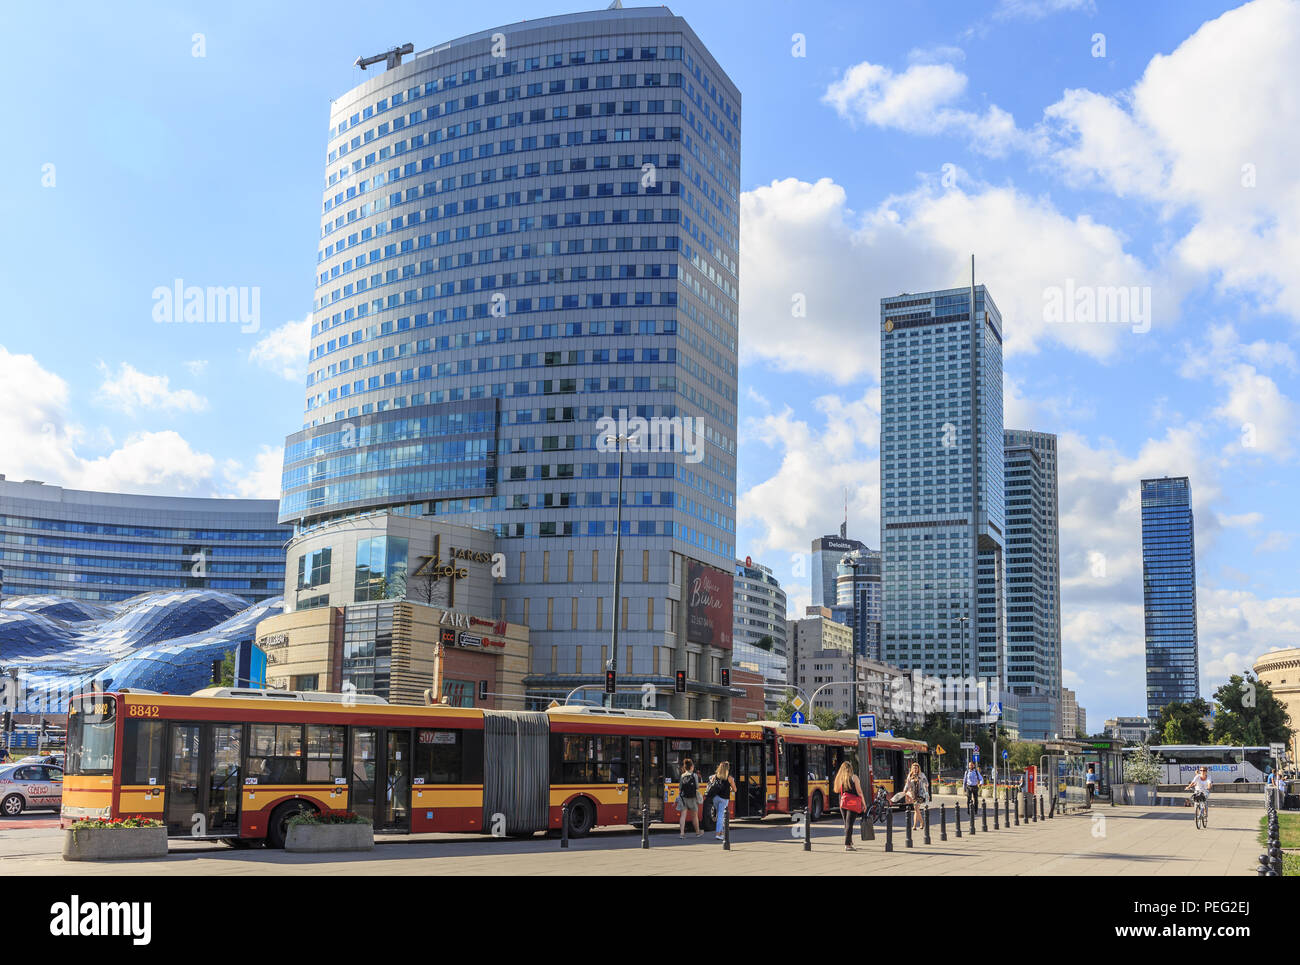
[858,714,877,739]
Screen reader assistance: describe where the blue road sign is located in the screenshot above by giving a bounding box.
[973,750,980,763]
[1002,749,1009,760]
[790,711,805,724]
[858,713,877,739]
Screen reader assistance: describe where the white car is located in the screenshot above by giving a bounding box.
[0,763,64,816]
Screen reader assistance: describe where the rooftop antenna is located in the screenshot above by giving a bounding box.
[355,43,414,71]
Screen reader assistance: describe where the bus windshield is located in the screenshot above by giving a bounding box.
[66,695,117,776]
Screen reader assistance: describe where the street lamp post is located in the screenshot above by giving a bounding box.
[956,615,970,732]
[605,433,627,709]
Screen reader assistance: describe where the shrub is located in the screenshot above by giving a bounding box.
[1124,743,1165,785]
[69,816,164,830]
[286,810,371,827]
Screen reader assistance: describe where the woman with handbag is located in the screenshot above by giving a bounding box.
[903,761,927,831]
[833,761,866,852]
[705,762,737,840]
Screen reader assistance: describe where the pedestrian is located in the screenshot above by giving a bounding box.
[903,761,927,831]
[676,758,702,837]
[833,761,866,852]
[963,759,983,814]
[705,762,737,841]
[1085,763,1097,808]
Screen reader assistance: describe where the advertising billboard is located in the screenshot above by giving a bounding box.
[685,560,733,649]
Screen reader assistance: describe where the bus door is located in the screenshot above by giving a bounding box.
[379,728,412,832]
[349,727,379,825]
[787,742,808,811]
[827,743,851,809]
[164,722,242,836]
[733,741,765,818]
[628,738,665,824]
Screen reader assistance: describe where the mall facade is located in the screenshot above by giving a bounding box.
[277,7,741,717]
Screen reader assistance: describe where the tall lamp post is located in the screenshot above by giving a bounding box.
[605,432,628,709]
[957,615,970,737]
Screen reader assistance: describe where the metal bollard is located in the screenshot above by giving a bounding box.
[923,806,931,845]
[982,800,988,832]
[803,808,811,852]
[954,802,962,838]
[940,803,948,841]
[1004,793,1010,827]
[561,802,570,848]
[969,800,976,835]
[905,811,914,848]
[642,804,650,849]
[1014,792,1020,826]
[1049,793,1056,818]
[885,805,894,852]
[723,804,730,851]
[863,803,874,842]
[1038,794,1043,822]
[993,793,1000,829]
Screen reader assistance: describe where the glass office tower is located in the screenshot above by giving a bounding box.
[880,284,1005,706]
[1140,476,1199,719]
[278,7,740,716]
[1003,430,1062,739]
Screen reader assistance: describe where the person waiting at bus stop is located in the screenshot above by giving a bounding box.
[833,761,867,853]
[1085,763,1097,808]
[903,761,927,831]
[963,759,983,813]
[705,762,737,841]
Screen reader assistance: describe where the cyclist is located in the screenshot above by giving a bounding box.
[1185,766,1212,822]
[963,759,983,814]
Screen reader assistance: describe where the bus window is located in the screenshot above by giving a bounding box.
[67,696,116,777]
[121,719,164,785]
[666,740,696,779]
[807,745,827,781]
[248,724,305,784]
[415,730,464,784]
[306,725,346,783]
[590,736,625,784]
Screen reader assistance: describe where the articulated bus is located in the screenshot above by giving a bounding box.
[63,688,773,845]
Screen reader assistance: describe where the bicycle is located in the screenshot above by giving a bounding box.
[1191,790,1208,830]
[868,786,892,826]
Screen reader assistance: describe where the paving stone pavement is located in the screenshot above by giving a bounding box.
[0,805,1262,876]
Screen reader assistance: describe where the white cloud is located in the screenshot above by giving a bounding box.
[823,60,1026,157]
[993,0,1095,21]
[1218,512,1263,529]
[1041,0,1300,323]
[183,360,209,376]
[738,390,881,559]
[739,177,1163,383]
[249,316,311,382]
[97,362,208,415]
[78,431,216,495]
[223,445,284,500]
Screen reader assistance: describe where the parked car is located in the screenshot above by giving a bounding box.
[0,763,64,816]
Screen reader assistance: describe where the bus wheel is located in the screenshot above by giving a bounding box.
[1,794,23,817]
[267,800,316,849]
[809,792,824,823]
[222,838,257,849]
[566,797,596,838]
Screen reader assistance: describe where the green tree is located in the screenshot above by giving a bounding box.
[1212,673,1292,747]
[1153,698,1212,744]
[1124,742,1165,785]
[812,708,838,731]
[1006,741,1044,771]
[217,650,235,687]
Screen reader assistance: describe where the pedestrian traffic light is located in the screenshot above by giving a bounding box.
[604,670,616,694]
[674,670,686,693]
[720,667,730,687]
[2,712,10,733]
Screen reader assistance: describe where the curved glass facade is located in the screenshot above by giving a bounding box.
[0,479,290,604]
[2,590,283,713]
[280,8,741,704]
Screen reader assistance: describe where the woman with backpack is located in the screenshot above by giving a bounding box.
[833,761,866,852]
[903,760,927,831]
[705,762,737,840]
[676,758,703,837]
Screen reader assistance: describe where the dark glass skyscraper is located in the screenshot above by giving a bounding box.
[278,7,740,716]
[1140,476,1199,719]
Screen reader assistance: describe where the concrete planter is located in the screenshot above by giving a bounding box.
[285,822,374,853]
[1116,782,1158,805]
[63,826,168,862]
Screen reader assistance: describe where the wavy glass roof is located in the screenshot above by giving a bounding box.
[0,590,282,713]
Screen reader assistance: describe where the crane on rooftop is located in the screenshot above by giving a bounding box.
[354,44,414,71]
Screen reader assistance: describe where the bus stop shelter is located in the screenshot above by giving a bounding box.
[1040,738,1125,810]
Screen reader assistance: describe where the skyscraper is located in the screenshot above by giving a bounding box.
[835,547,882,660]
[810,532,866,608]
[1140,476,1199,719]
[278,7,741,717]
[879,280,1005,710]
[1003,430,1062,739]
[732,557,788,712]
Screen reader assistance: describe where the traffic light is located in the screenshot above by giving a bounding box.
[211,659,223,684]
[604,670,616,694]
[720,667,730,687]
[2,712,11,733]
[479,680,489,702]
[39,718,48,737]
[674,670,686,693]
[988,721,998,742]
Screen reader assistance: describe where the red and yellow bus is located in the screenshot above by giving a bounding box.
[63,688,773,845]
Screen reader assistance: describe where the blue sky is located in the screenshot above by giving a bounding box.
[2,0,1298,726]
